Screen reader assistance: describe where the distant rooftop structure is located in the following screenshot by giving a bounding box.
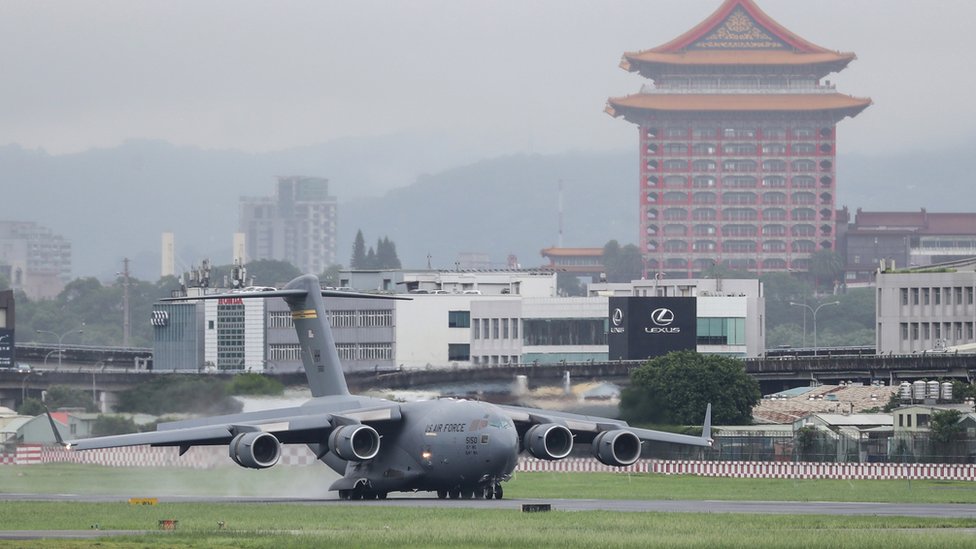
[0,220,72,300]
[843,208,976,284]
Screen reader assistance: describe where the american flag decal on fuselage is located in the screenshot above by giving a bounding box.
[292,309,318,320]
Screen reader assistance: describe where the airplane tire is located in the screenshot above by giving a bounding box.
[437,490,447,499]
[449,487,461,499]
[338,490,351,500]
[460,488,473,499]
[493,483,503,500]
[378,492,388,500]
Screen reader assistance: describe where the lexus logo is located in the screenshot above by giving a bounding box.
[650,308,675,326]
[611,308,623,326]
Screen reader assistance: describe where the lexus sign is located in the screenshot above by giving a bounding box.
[608,297,696,360]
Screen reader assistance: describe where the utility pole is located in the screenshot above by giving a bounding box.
[121,258,131,347]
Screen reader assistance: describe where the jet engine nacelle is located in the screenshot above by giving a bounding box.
[328,424,381,462]
[523,423,573,460]
[592,429,642,467]
[228,432,281,469]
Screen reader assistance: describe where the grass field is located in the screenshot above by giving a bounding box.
[4,463,976,504]
[3,464,976,547]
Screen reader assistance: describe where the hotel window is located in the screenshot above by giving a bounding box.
[911,288,919,305]
[923,288,930,305]
[900,323,908,340]
[900,288,909,306]
[502,318,509,339]
[934,288,941,305]
[492,318,499,339]
[511,319,519,340]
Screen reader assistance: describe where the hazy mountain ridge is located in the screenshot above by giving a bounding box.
[1,135,974,281]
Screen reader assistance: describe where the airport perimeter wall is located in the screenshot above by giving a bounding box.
[3,445,976,481]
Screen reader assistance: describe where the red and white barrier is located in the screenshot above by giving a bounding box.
[517,457,976,482]
[6,445,976,481]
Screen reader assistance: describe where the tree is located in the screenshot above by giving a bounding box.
[319,264,343,288]
[43,385,98,412]
[113,376,242,415]
[929,409,964,445]
[17,398,45,416]
[619,350,760,426]
[807,250,845,293]
[556,272,585,297]
[601,240,643,283]
[351,230,367,269]
[929,409,965,463]
[375,237,402,269]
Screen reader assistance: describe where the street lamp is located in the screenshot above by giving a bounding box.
[35,325,84,370]
[21,370,42,402]
[789,301,840,355]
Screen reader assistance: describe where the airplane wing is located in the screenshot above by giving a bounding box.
[497,402,712,448]
[58,401,402,453]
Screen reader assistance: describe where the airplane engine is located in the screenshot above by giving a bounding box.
[523,423,573,460]
[328,424,381,461]
[592,429,641,467]
[228,432,281,469]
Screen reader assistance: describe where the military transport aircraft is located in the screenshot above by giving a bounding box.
[53,274,712,500]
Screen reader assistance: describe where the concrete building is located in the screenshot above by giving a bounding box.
[152,271,765,373]
[0,221,72,300]
[842,208,976,285]
[590,277,765,357]
[606,0,870,277]
[875,258,976,354]
[239,176,337,276]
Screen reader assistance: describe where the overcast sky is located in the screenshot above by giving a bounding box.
[1,0,973,157]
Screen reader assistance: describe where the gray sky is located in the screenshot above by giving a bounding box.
[1,0,972,157]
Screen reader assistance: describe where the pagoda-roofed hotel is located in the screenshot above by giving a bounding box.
[607,0,870,278]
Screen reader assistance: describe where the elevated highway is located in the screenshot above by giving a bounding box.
[3,353,975,411]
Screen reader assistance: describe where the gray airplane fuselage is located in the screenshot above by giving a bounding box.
[317,398,519,493]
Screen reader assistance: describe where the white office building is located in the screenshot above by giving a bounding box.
[875,259,976,354]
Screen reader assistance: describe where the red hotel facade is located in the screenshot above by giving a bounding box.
[606,0,870,278]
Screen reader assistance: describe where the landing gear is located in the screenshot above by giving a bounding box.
[448,487,461,499]
[338,482,386,500]
[437,490,447,499]
[492,483,503,500]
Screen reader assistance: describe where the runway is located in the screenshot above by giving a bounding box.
[4,492,976,518]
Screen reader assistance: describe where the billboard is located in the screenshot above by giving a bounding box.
[608,297,696,360]
[0,328,12,368]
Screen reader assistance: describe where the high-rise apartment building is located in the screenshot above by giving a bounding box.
[606,0,870,278]
[239,176,337,277]
[0,220,72,300]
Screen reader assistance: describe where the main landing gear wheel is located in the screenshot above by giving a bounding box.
[437,490,447,499]
[448,487,461,499]
[492,483,503,500]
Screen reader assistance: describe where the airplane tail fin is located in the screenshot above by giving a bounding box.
[162,274,407,398]
[280,274,349,397]
[701,403,712,446]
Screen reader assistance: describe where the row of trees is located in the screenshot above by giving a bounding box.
[351,230,401,270]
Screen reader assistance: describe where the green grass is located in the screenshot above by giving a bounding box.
[4,464,976,504]
[1,503,975,548]
[4,465,976,547]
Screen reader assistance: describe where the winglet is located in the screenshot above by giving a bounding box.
[43,405,71,449]
[702,403,713,446]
